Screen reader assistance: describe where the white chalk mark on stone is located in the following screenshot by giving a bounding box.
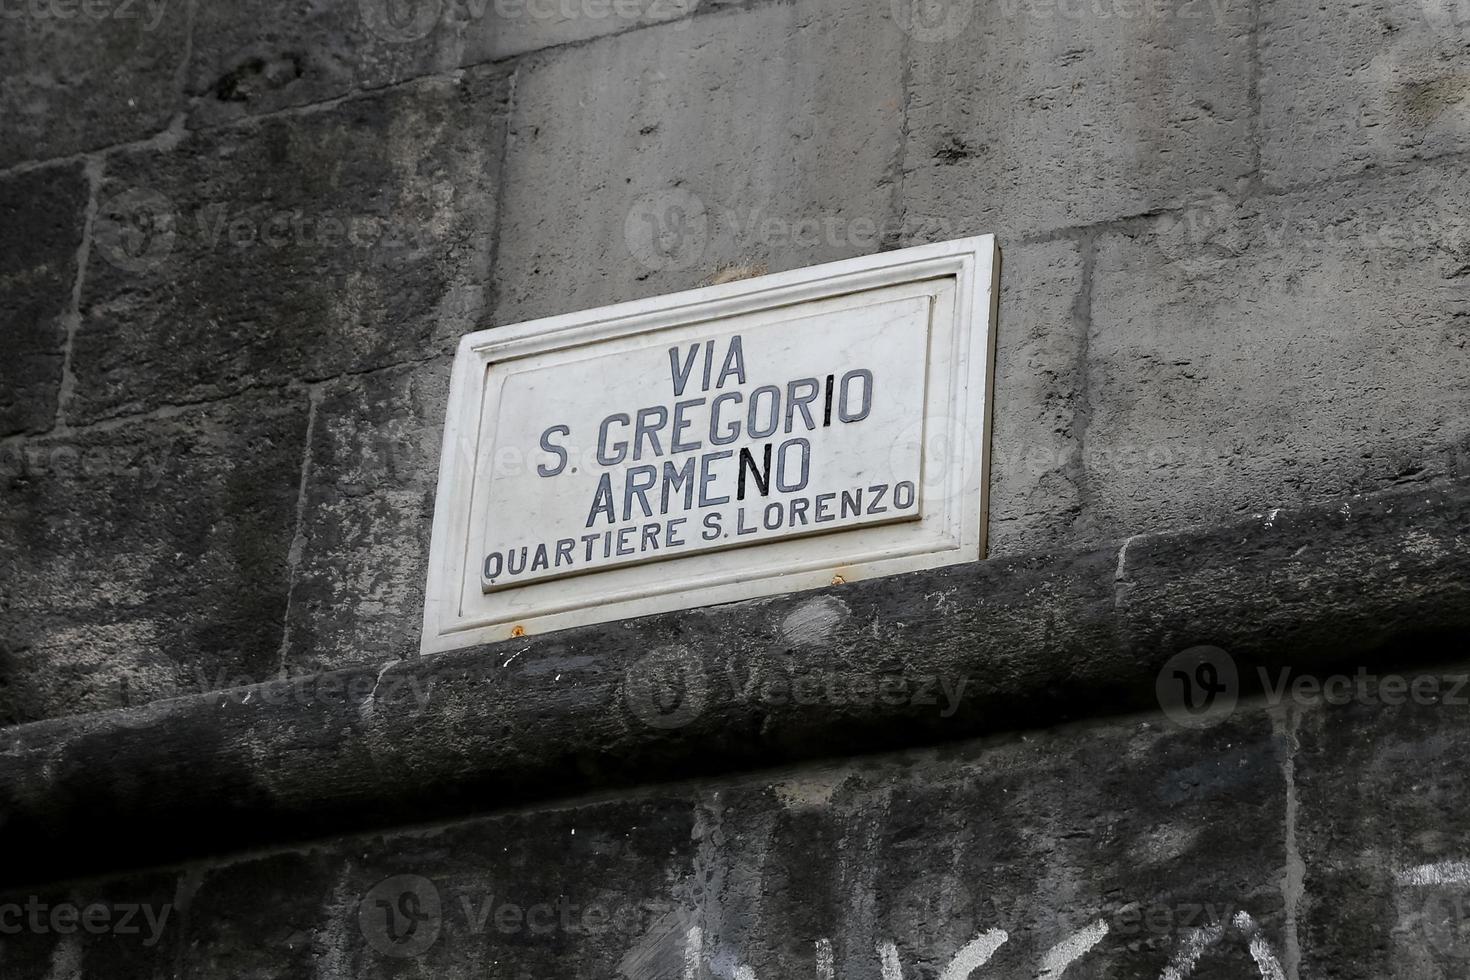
[781,597,850,647]
[924,588,960,616]
[1115,533,1140,583]
[938,929,1010,980]
[877,942,903,980]
[1159,923,1224,980]
[1246,930,1287,980]
[816,938,834,980]
[1397,860,1470,886]
[685,925,704,980]
[1038,919,1108,979]
[709,942,757,980]
[1232,912,1286,980]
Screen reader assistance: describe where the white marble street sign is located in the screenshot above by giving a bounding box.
[422,236,999,653]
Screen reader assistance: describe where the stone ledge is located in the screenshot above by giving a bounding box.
[3,477,1469,887]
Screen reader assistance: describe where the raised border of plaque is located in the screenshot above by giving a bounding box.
[422,235,999,653]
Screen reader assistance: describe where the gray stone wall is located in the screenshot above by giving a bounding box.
[3,0,1468,723]
[12,678,1470,980]
[1,3,1470,977]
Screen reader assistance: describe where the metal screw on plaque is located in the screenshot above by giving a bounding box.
[93,189,176,273]
[359,874,442,957]
[1156,645,1238,729]
[359,0,442,42]
[625,647,708,730]
[625,190,708,272]
[892,0,974,42]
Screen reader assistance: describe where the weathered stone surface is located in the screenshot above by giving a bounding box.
[0,0,186,168]
[176,797,696,978]
[0,709,1288,977]
[2,475,1465,886]
[1086,160,1470,544]
[901,0,1253,238]
[183,4,452,129]
[1118,484,1470,671]
[493,0,906,323]
[285,359,451,674]
[186,0,699,127]
[693,712,1285,980]
[3,7,1470,972]
[1293,669,1470,979]
[170,850,345,979]
[70,66,510,425]
[0,163,89,437]
[1261,0,1470,188]
[986,240,1090,558]
[0,391,308,725]
[0,870,180,978]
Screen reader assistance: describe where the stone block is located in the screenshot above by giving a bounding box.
[1293,667,1470,979]
[0,871,180,978]
[0,391,307,724]
[1261,0,1470,188]
[493,0,906,323]
[0,0,187,167]
[1085,160,1470,542]
[987,239,1090,557]
[174,797,697,978]
[284,359,451,673]
[186,0,699,126]
[0,162,89,436]
[901,0,1254,237]
[127,709,1287,979]
[71,65,510,424]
